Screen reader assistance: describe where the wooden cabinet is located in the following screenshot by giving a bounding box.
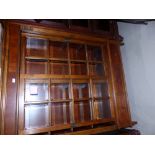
[0,20,133,135]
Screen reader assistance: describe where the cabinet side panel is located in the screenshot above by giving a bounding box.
[109,43,132,128]
[4,23,20,134]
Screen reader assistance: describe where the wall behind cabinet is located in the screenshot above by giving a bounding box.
[118,21,155,134]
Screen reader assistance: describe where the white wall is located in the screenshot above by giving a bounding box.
[118,22,155,134]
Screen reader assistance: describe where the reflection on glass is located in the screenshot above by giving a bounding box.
[25,104,49,129]
[73,83,89,99]
[95,100,111,119]
[74,101,91,123]
[93,83,109,98]
[50,41,68,59]
[26,60,48,74]
[69,43,86,60]
[50,61,69,75]
[71,62,87,75]
[51,102,70,125]
[87,45,102,61]
[51,83,69,100]
[89,63,104,76]
[25,81,48,102]
[26,38,48,57]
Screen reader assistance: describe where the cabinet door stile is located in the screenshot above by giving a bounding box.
[67,42,75,126]
[102,44,116,119]
[18,79,25,133]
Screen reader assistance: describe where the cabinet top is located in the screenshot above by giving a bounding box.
[1,19,123,42]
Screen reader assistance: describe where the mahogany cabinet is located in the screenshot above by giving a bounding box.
[0,20,133,135]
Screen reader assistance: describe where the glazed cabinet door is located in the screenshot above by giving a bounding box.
[17,32,117,134]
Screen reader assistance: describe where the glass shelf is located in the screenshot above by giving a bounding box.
[50,41,68,59]
[26,38,48,58]
[24,104,49,129]
[25,80,49,102]
[51,102,70,125]
[51,83,70,100]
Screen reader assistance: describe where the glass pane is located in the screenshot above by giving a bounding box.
[25,104,49,129]
[26,38,48,57]
[50,41,68,59]
[51,83,69,100]
[93,83,109,98]
[69,43,86,60]
[71,62,87,75]
[25,60,48,74]
[25,81,49,102]
[50,61,69,75]
[51,102,70,125]
[87,45,102,61]
[73,83,89,99]
[74,101,91,123]
[89,63,104,76]
[71,19,89,28]
[95,100,111,119]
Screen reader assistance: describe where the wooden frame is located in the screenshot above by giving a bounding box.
[1,20,133,135]
[17,29,117,134]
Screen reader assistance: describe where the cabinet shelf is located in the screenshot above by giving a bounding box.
[74,98,91,102]
[51,99,72,103]
[71,59,87,63]
[25,56,49,60]
[93,97,110,101]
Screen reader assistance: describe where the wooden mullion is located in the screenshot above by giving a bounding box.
[25,56,48,61]
[24,101,50,105]
[49,58,68,62]
[68,42,74,128]
[85,44,94,123]
[70,59,87,63]
[47,40,51,134]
